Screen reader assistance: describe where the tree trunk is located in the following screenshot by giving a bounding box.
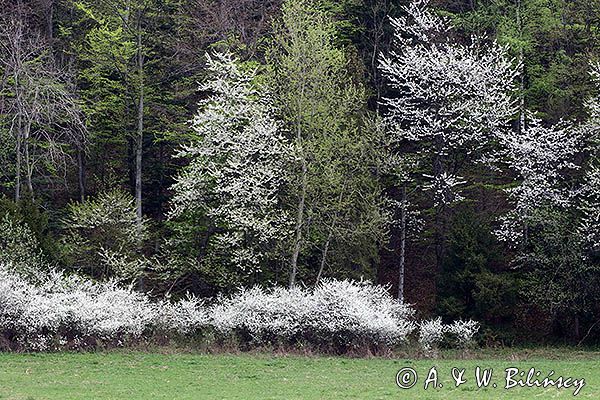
[15,116,22,202]
[135,19,144,232]
[23,122,34,198]
[13,43,22,202]
[46,1,54,41]
[316,232,332,284]
[398,184,407,302]
[77,147,85,201]
[290,155,307,288]
[433,137,446,273]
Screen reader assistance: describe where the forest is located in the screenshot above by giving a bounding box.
[0,0,599,348]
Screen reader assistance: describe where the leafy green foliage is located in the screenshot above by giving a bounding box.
[61,190,148,280]
[436,209,518,339]
[267,0,389,285]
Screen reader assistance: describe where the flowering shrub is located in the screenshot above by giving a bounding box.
[211,286,309,341]
[307,280,415,347]
[0,266,156,350]
[0,264,475,354]
[211,280,415,349]
[418,317,445,355]
[0,215,48,278]
[61,190,149,281]
[418,318,480,354]
[446,319,480,349]
[157,295,210,335]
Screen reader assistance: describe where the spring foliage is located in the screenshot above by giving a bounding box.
[61,190,148,280]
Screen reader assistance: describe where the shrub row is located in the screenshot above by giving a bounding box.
[0,264,477,354]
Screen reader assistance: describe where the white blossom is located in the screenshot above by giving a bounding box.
[171,52,292,274]
[418,317,445,354]
[211,279,416,347]
[380,0,519,207]
[0,264,478,353]
[156,295,210,335]
[496,114,583,245]
[446,319,480,348]
[422,172,467,207]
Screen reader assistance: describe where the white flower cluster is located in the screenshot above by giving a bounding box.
[211,280,416,348]
[171,52,292,275]
[380,0,519,209]
[0,266,156,350]
[418,317,480,354]
[495,113,583,245]
[446,319,481,348]
[157,295,210,335]
[422,172,467,208]
[418,317,445,354]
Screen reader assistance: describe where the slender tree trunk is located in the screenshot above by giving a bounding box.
[290,154,307,288]
[46,1,54,40]
[77,147,85,201]
[398,184,407,302]
[15,116,22,202]
[135,19,144,232]
[157,142,165,222]
[316,232,332,284]
[315,181,346,285]
[433,136,446,272]
[23,122,34,198]
[12,35,23,202]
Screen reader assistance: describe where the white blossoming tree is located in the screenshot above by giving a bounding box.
[170,52,292,284]
[495,65,600,340]
[380,0,519,209]
[379,0,519,274]
[495,113,582,245]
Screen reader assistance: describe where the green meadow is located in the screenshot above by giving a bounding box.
[0,350,598,399]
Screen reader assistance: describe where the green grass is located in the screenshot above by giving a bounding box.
[0,350,598,399]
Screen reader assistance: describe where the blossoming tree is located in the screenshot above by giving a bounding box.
[170,52,292,283]
[379,0,519,277]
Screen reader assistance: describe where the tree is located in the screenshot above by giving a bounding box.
[65,0,157,228]
[0,7,86,201]
[61,189,149,281]
[0,200,52,279]
[170,52,292,289]
[184,0,281,57]
[446,0,600,123]
[495,113,582,245]
[379,0,519,273]
[267,0,389,287]
[576,62,600,269]
[495,83,599,339]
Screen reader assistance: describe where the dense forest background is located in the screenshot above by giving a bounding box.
[1,0,599,346]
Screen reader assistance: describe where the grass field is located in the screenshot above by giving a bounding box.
[0,350,598,399]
